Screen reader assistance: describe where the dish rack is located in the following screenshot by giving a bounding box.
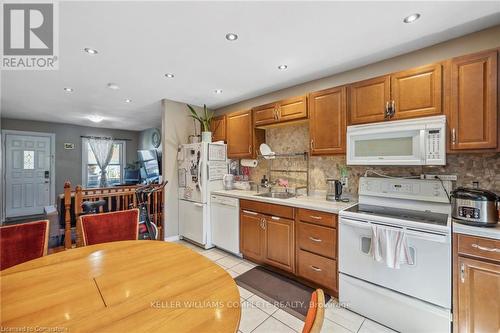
[257,152,309,195]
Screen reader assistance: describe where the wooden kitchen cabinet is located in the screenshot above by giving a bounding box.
[348,75,391,124]
[264,216,295,273]
[448,50,498,151]
[453,234,500,333]
[226,110,265,158]
[253,95,307,127]
[211,115,226,142]
[240,210,265,262]
[391,63,442,120]
[309,86,347,155]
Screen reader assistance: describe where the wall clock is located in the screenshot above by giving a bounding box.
[151,128,161,148]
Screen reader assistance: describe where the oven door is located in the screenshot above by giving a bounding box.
[339,217,451,308]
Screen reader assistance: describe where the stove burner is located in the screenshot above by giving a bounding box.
[344,204,449,227]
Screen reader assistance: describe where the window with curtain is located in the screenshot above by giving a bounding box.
[82,139,126,188]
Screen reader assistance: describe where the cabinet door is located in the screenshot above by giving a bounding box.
[391,63,442,120]
[240,210,264,262]
[253,103,278,126]
[309,87,346,155]
[278,95,308,122]
[449,50,498,151]
[263,216,295,273]
[226,110,253,158]
[457,256,500,333]
[348,75,391,124]
[211,115,226,142]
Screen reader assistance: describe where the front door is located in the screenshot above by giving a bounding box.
[4,132,53,217]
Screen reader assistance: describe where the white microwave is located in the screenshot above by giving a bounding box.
[347,115,446,166]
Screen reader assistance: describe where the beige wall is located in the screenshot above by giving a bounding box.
[216,25,500,114]
[161,99,202,239]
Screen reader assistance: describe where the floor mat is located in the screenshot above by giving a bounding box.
[235,266,331,320]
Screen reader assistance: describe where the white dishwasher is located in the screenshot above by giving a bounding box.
[210,194,241,256]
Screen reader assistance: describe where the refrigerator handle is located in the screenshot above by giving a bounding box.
[197,160,202,188]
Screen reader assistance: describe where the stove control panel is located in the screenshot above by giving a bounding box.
[359,177,452,203]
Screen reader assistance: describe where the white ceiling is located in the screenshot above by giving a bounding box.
[2,1,500,131]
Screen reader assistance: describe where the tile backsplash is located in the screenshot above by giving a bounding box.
[248,123,500,195]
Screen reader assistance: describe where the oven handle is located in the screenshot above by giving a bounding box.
[340,217,449,243]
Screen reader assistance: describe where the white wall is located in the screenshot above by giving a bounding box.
[161,99,201,239]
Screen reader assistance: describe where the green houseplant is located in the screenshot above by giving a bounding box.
[187,104,215,142]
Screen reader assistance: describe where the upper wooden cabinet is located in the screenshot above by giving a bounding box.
[253,95,307,126]
[211,115,226,142]
[309,86,347,155]
[348,75,391,124]
[226,110,253,158]
[348,64,443,124]
[448,50,498,151]
[391,63,442,120]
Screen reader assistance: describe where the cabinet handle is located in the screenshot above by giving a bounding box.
[261,218,266,230]
[248,145,252,153]
[451,128,456,145]
[310,265,322,272]
[309,215,322,220]
[278,106,282,119]
[391,100,396,117]
[310,140,314,150]
[271,216,280,220]
[309,236,322,243]
[243,210,258,215]
[472,243,500,253]
[385,101,390,118]
[460,263,465,283]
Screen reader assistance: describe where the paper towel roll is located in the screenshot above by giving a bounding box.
[240,159,258,168]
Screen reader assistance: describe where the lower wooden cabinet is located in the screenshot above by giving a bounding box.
[454,234,500,333]
[297,249,337,291]
[240,210,265,262]
[264,217,295,273]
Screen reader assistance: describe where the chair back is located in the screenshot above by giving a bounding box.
[79,209,139,246]
[302,289,325,333]
[0,220,49,270]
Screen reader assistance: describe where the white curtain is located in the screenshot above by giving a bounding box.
[88,137,114,188]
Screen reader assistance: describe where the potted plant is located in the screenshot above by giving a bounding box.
[187,104,215,142]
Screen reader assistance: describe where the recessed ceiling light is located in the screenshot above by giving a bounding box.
[87,115,104,123]
[214,89,223,94]
[125,99,132,103]
[165,73,174,78]
[63,87,74,93]
[83,48,98,55]
[107,83,120,90]
[225,33,238,41]
[403,13,421,23]
[278,64,288,70]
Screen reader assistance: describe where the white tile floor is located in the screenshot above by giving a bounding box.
[174,240,396,333]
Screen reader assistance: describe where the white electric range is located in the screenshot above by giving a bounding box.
[339,176,453,333]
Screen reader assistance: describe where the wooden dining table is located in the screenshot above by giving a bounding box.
[0,241,241,333]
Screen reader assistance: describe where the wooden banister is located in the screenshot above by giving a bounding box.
[64,181,72,249]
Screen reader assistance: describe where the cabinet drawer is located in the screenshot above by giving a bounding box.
[297,222,336,259]
[297,249,337,290]
[240,200,294,219]
[297,209,337,228]
[458,234,500,263]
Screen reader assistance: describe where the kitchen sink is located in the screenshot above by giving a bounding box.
[255,192,296,199]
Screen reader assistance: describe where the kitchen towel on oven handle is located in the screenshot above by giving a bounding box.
[370,224,414,269]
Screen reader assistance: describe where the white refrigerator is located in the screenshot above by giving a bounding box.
[177,142,227,248]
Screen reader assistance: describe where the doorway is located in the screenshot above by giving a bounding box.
[2,130,55,219]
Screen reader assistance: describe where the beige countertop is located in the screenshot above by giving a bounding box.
[453,221,500,240]
[211,189,356,214]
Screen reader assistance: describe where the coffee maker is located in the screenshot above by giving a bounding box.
[326,178,343,201]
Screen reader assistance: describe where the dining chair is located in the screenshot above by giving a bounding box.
[0,220,49,270]
[302,289,325,333]
[78,209,139,246]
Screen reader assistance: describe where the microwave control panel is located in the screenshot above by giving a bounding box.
[426,129,441,160]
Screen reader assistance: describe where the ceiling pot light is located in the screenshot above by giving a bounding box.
[214,89,223,94]
[83,48,98,55]
[165,73,174,78]
[63,87,74,93]
[107,83,120,90]
[225,33,238,41]
[125,99,132,103]
[87,115,104,123]
[278,64,288,70]
[403,13,421,23]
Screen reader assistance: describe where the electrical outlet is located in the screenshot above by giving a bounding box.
[341,177,348,188]
[423,174,458,181]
